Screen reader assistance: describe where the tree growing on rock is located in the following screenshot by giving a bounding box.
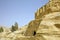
[0,27,4,33]
[11,22,18,32]
[14,22,18,30]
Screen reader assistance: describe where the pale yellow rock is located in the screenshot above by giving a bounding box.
[24,19,42,36]
[24,0,60,40]
[0,0,60,40]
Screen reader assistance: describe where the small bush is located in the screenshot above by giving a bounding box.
[0,27,4,33]
[11,22,18,32]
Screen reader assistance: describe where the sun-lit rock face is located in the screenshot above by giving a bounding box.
[37,12,60,33]
[0,0,60,40]
[24,19,42,36]
[35,0,60,19]
[24,0,60,40]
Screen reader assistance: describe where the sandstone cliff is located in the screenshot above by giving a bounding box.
[0,0,60,40]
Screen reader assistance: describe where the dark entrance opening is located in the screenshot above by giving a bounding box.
[55,24,60,28]
[33,31,36,36]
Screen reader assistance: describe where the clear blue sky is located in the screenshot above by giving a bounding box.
[0,0,49,27]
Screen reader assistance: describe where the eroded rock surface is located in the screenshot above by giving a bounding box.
[0,0,60,40]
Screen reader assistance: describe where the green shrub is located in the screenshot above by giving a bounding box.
[11,22,18,32]
[0,27,4,33]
